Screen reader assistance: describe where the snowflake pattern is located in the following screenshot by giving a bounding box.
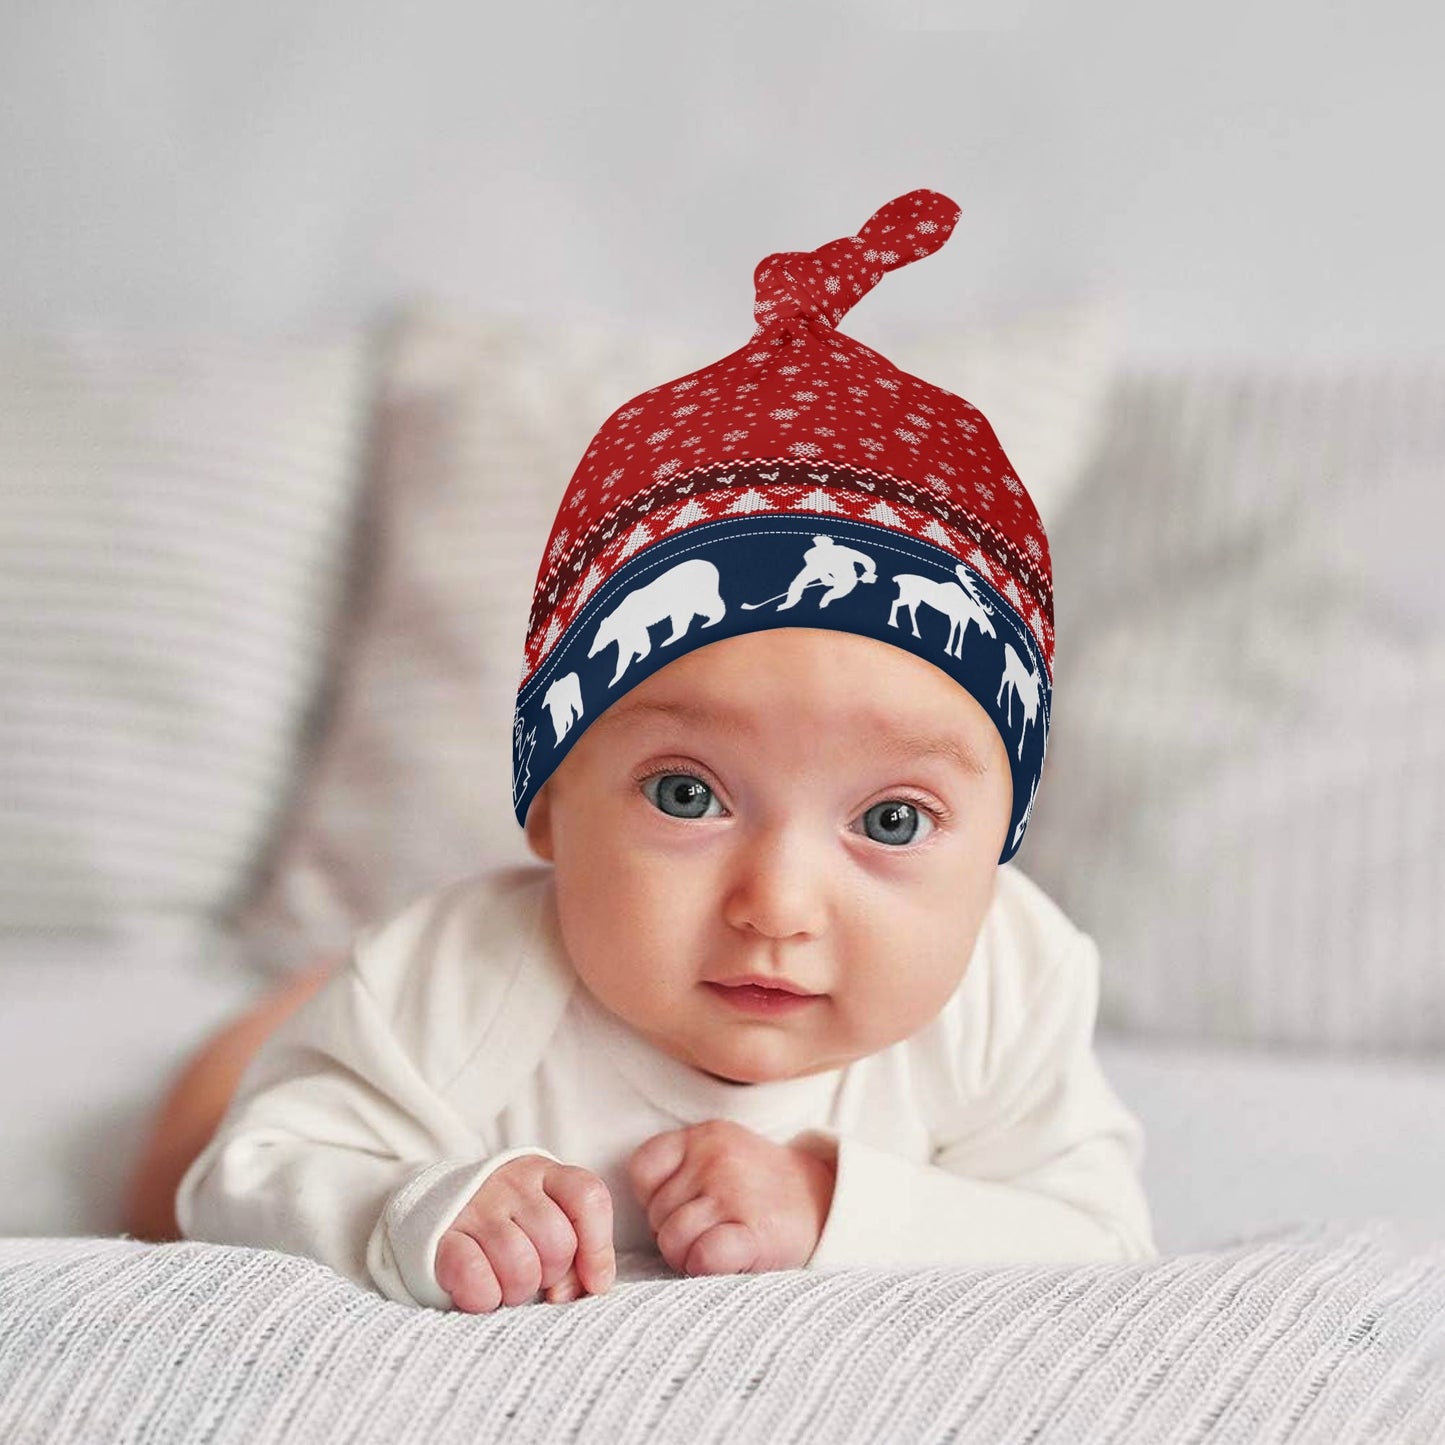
[520,188,1053,690]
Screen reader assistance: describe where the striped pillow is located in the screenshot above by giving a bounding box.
[1021,366,1445,1053]
[234,302,1118,976]
[0,328,376,933]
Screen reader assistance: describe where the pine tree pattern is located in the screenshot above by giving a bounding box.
[523,459,1053,691]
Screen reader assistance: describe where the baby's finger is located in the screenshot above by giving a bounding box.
[478,1216,544,1307]
[654,1194,725,1275]
[683,1220,760,1278]
[545,1167,616,1295]
[627,1130,688,1206]
[435,1229,503,1314]
[511,1192,580,1293]
[543,1265,582,1304]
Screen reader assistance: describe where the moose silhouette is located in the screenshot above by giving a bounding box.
[996,643,1042,761]
[887,563,996,659]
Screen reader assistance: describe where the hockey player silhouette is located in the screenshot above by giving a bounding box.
[743,535,878,611]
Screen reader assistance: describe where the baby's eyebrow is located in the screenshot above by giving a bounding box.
[595,698,706,734]
[873,731,988,778]
[603,698,988,777]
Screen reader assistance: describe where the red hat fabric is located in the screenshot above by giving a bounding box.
[513,189,1053,863]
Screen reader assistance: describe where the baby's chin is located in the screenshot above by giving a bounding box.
[689,1047,845,1086]
[696,1066,754,1085]
[680,1045,790,1086]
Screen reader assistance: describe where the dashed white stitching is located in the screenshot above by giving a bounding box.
[517,512,1048,717]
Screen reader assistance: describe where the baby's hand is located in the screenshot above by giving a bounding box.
[628,1120,837,1277]
[435,1154,616,1313]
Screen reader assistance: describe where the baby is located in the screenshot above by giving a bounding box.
[146,188,1156,1313]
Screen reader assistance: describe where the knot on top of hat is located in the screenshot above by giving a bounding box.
[752,188,961,339]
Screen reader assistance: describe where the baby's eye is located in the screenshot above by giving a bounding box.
[643,772,722,820]
[643,771,936,847]
[858,800,935,847]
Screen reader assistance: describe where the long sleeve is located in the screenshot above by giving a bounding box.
[175,951,559,1310]
[805,926,1156,1271]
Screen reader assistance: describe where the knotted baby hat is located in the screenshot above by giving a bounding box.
[513,188,1053,864]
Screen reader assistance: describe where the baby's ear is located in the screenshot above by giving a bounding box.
[524,782,555,862]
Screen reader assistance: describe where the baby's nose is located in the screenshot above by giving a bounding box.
[721,829,830,942]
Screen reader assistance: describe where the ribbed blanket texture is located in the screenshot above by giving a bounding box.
[2,1221,1444,1443]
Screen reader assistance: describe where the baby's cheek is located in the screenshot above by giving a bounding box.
[828,985,899,1056]
[851,965,957,1046]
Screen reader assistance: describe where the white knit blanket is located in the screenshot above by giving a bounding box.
[2,1223,1444,1443]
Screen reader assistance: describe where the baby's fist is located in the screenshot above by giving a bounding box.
[436,1153,616,1313]
[627,1120,837,1277]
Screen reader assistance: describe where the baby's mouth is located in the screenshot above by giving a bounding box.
[705,981,823,1013]
[708,974,817,996]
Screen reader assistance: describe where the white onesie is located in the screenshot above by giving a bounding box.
[177,861,1157,1310]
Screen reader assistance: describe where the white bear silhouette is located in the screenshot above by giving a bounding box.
[542,671,584,744]
[589,558,727,686]
[996,643,1041,761]
[888,563,996,659]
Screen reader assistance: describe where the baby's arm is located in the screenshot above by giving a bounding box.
[805,930,1157,1271]
[175,953,559,1310]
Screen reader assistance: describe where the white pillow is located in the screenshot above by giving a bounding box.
[235,301,1119,976]
[0,328,376,933]
[1020,366,1445,1052]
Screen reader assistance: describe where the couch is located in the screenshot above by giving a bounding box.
[2,303,1442,1442]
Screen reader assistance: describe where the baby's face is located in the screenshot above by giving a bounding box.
[524,627,1013,1085]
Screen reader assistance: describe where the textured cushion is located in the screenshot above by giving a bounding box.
[1021,366,1445,1053]
[2,1224,1443,1443]
[237,302,1118,975]
[0,327,377,934]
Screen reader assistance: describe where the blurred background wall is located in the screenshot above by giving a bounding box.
[1,0,1440,363]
